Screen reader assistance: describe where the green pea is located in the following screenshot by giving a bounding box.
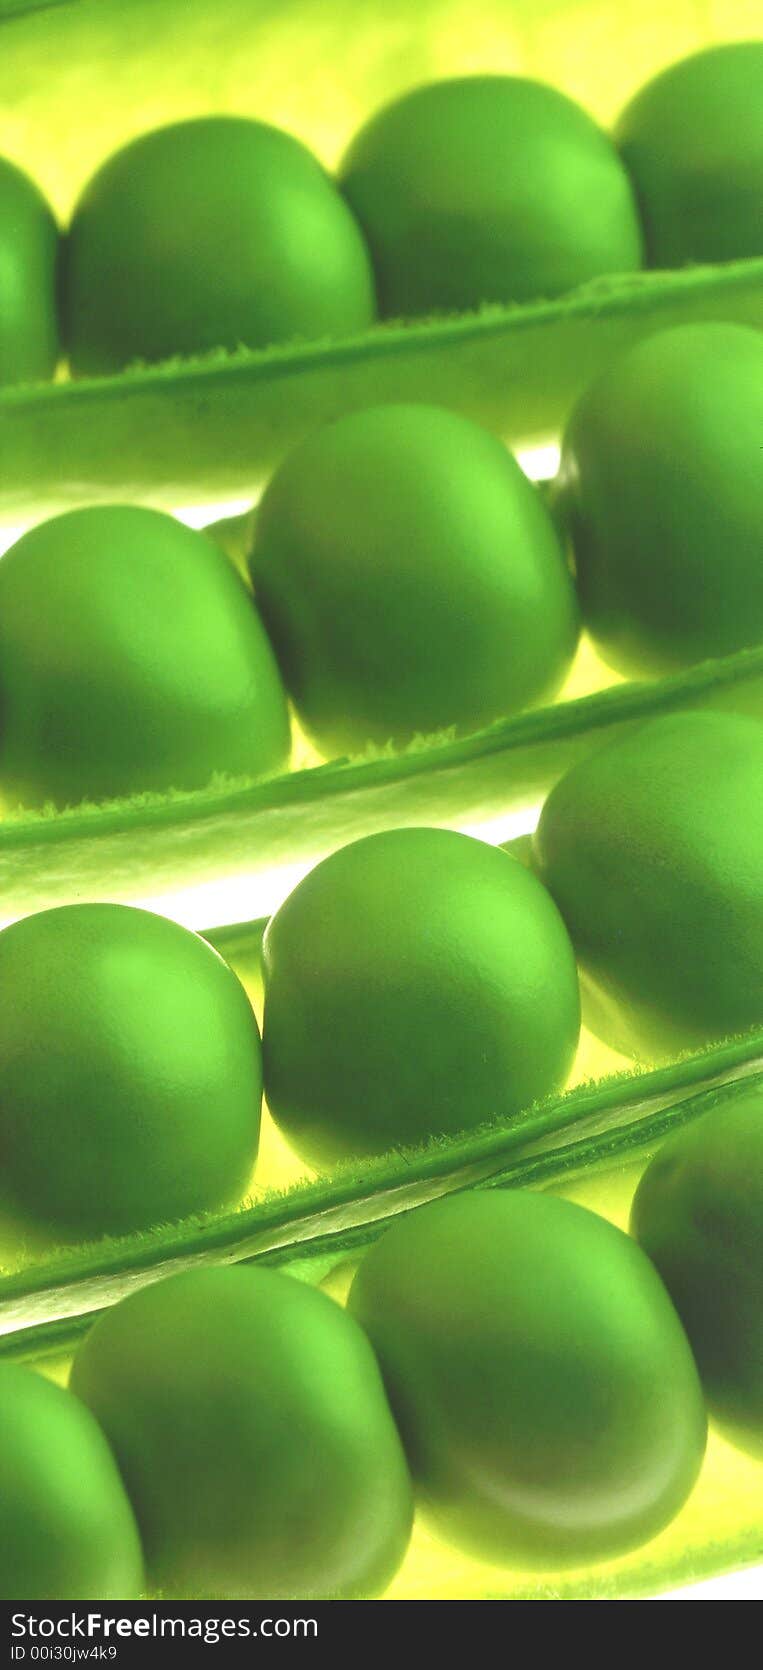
[64,116,375,376]
[249,404,580,757]
[0,1363,143,1600]
[632,1091,763,1458]
[339,76,643,318]
[349,1191,706,1568]
[71,1265,412,1599]
[533,711,763,1062]
[0,903,262,1237]
[0,155,59,385]
[616,43,763,266]
[0,504,290,810]
[555,323,763,677]
[262,827,580,1168]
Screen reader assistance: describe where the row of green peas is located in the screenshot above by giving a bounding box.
[2,1078,760,1597]
[0,42,761,387]
[0,313,761,810]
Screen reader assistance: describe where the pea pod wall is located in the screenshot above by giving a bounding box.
[0,0,759,917]
[0,646,762,922]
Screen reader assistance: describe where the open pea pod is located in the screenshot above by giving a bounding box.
[1,1022,763,1599]
[0,0,760,918]
[0,0,760,919]
[1,0,762,1601]
[0,0,760,526]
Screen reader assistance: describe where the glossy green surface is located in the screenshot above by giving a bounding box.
[249,403,580,755]
[262,827,580,1168]
[71,1265,413,1599]
[350,1191,706,1567]
[556,323,763,677]
[340,75,642,317]
[0,154,59,386]
[632,1092,763,1459]
[534,710,763,1061]
[0,904,262,1236]
[617,43,763,266]
[64,116,375,375]
[0,504,290,810]
[0,1362,143,1600]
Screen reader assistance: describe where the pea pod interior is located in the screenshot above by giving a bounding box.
[0,0,761,1601]
[0,0,760,916]
[0,0,760,525]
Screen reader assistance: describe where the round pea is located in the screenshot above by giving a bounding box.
[71,1265,412,1599]
[349,1191,706,1568]
[0,1363,143,1600]
[616,43,763,266]
[533,710,763,1062]
[262,827,580,1168]
[0,504,290,810]
[554,323,763,677]
[339,75,643,318]
[64,116,375,375]
[249,404,580,757]
[632,1091,763,1458]
[0,903,262,1236]
[0,155,59,385]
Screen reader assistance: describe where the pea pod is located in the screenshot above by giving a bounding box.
[0,4,759,521]
[0,0,761,1607]
[533,710,763,1061]
[632,1091,763,1458]
[0,642,761,926]
[71,1265,413,1599]
[0,1363,143,1600]
[349,1191,706,1568]
[2,1044,762,1600]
